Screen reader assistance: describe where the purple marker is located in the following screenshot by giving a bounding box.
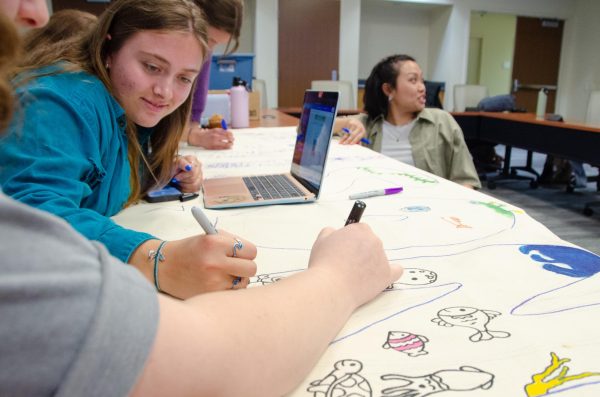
[348,187,403,200]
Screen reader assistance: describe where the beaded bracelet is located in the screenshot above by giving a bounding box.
[149,241,167,292]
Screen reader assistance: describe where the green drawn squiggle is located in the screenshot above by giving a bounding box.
[358,167,438,184]
[470,200,517,218]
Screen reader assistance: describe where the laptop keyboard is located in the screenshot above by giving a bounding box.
[243,175,305,200]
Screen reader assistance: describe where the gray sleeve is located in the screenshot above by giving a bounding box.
[0,192,159,397]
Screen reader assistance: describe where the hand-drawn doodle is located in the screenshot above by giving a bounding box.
[442,216,472,228]
[401,206,431,213]
[381,366,494,396]
[519,245,600,278]
[469,200,522,217]
[357,166,439,184]
[525,352,600,396]
[307,359,372,397]
[386,268,437,290]
[431,306,510,342]
[382,331,429,357]
[250,273,286,285]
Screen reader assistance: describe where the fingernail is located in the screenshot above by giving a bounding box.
[185,164,192,172]
[171,178,178,184]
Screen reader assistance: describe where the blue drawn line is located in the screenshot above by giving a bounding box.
[387,242,527,262]
[511,276,600,316]
[331,282,462,344]
[545,379,600,395]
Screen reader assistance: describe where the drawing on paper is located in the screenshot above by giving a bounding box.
[358,166,439,184]
[382,331,429,357]
[386,268,437,290]
[307,359,372,397]
[401,205,431,212]
[431,306,510,342]
[470,200,522,218]
[251,273,286,285]
[442,216,472,228]
[525,352,600,396]
[519,245,600,277]
[381,366,494,396]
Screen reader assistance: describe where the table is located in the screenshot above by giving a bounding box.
[454,111,600,171]
[113,126,600,396]
[249,108,299,128]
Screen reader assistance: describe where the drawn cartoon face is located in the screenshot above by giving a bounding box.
[400,268,437,285]
[335,359,363,374]
[388,331,410,339]
[438,307,482,326]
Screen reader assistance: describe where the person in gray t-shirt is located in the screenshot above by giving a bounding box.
[0,1,403,396]
[0,192,159,397]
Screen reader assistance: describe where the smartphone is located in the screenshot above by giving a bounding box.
[144,186,182,203]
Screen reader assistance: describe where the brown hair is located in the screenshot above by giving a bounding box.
[194,0,243,54]
[0,13,21,133]
[19,9,97,69]
[16,0,208,204]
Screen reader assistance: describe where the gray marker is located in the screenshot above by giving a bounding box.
[192,206,217,234]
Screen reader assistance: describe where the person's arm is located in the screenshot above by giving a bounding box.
[130,224,403,397]
[333,115,367,145]
[446,115,481,189]
[128,230,258,299]
[0,83,154,262]
[187,125,234,150]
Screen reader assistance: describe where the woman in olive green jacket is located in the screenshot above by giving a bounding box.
[335,54,480,189]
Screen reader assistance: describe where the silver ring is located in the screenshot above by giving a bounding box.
[232,238,243,257]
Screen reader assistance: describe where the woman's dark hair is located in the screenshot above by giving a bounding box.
[363,54,415,119]
[194,0,243,54]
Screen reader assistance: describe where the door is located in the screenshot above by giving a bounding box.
[511,17,564,113]
[278,0,340,108]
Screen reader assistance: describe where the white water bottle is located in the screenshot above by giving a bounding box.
[536,88,547,119]
[230,77,249,128]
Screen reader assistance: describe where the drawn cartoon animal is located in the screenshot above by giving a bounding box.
[307,359,372,397]
[519,245,600,277]
[381,366,494,396]
[250,273,286,286]
[383,331,429,357]
[386,268,437,290]
[431,306,510,342]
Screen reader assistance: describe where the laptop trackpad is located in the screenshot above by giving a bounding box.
[203,177,253,206]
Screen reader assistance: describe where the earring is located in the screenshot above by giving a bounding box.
[105,62,109,69]
[388,95,393,102]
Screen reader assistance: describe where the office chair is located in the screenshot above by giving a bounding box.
[252,78,268,109]
[582,90,600,216]
[453,84,488,112]
[424,81,444,109]
[310,80,355,109]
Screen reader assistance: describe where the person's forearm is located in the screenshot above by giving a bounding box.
[133,266,357,397]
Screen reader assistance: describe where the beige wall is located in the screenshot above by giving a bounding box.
[469,12,516,97]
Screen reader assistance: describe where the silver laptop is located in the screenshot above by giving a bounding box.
[202,90,339,209]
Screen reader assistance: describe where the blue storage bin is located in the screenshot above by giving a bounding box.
[209,53,254,90]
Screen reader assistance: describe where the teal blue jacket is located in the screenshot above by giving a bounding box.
[0,69,154,262]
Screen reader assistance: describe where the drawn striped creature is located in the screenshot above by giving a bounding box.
[307,359,372,397]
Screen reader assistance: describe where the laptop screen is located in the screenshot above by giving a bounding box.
[291,90,339,194]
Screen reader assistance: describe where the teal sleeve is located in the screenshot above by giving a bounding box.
[0,79,155,262]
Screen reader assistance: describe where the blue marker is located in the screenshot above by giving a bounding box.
[221,118,228,130]
[342,127,371,145]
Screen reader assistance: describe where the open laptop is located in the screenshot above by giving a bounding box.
[202,90,339,209]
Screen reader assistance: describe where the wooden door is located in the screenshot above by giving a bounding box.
[52,0,108,15]
[278,0,340,108]
[511,17,564,113]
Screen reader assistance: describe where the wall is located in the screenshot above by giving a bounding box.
[359,1,431,78]
[469,12,516,96]
[556,0,600,122]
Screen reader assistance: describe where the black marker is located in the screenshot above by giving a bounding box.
[345,200,366,226]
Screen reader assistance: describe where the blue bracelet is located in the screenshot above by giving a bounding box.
[151,241,168,292]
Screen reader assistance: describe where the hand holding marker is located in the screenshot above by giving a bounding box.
[342,127,371,145]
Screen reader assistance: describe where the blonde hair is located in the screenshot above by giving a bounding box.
[17,0,208,205]
[0,13,20,132]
